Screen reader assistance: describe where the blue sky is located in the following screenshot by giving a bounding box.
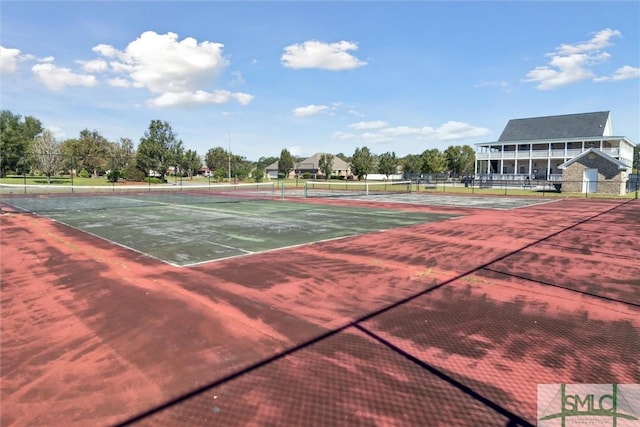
[1,1,638,161]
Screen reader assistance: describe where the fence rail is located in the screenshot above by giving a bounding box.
[409,177,639,198]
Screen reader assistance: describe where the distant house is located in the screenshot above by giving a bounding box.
[264,160,282,179]
[264,153,351,180]
[475,111,636,184]
[295,153,351,179]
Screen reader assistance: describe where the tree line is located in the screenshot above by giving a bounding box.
[275,145,476,181]
[1,109,478,184]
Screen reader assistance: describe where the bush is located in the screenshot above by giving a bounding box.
[145,177,163,184]
[78,169,90,178]
[106,170,121,183]
[302,172,312,179]
[124,165,146,182]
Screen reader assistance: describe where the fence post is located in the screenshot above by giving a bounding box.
[22,156,27,195]
[584,179,588,198]
[631,147,640,200]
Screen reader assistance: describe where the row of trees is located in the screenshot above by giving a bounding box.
[2,109,503,184]
[0,111,258,183]
[275,145,476,181]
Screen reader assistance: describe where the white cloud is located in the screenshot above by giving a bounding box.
[32,63,98,91]
[361,132,392,143]
[523,28,626,90]
[107,77,131,88]
[380,126,422,136]
[89,31,252,107]
[0,46,21,73]
[336,120,489,143]
[281,40,367,70]
[429,121,490,140]
[100,31,229,93]
[78,59,108,73]
[93,44,118,57]
[349,120,387,130]
[293,104,328,117]
[594,65,640,82]
[333,131,357,140]
[148,89,254,108]
[47,126,66,140]
[556,28,621,55]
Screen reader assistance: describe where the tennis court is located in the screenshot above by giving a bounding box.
[0,184,457,266]
[1,187,638,427]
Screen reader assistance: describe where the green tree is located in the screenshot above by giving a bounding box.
[30,129,62,184]
[421,148,447,173]
[401,154,423,177]
[335,152,350,162]
[634,145,639,174]
[258,156,278,167]
[351,146,373,180]
[171,143,185,180]
[318,153,334,180]
[278,148,295,179]
[78,129,109,177]
[182,149,201,179]
[377,151,398,179]
[205,146,229,181]
[105,137,135,182]
[0,111,42,176]
[137,120,183,182]
[230,154,252,180]
[444,145,476,176]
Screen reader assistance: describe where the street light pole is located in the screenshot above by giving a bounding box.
[227,130,231,182]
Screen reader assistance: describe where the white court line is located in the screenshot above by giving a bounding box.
[43,195,458,268]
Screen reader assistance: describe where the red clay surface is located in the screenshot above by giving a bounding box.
[1,197,638,426]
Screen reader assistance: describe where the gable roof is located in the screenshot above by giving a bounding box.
[558,148,631,170]
[498,111,610,142]
[296,153,350,170]
[265,160,279,171]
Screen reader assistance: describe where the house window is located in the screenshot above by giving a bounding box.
[519,166,525,174]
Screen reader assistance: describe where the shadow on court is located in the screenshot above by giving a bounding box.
[0,197,637,426]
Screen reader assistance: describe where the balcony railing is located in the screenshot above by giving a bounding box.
[476,147,621,160]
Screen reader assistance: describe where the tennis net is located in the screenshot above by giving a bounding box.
[0,182,278,214]
[303,180,412,198]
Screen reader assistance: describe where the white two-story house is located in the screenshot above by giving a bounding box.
[475,111,635,181]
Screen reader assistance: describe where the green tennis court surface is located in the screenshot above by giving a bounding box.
[12,197,457,266]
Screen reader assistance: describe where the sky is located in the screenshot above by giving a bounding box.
[1,1,639,161]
